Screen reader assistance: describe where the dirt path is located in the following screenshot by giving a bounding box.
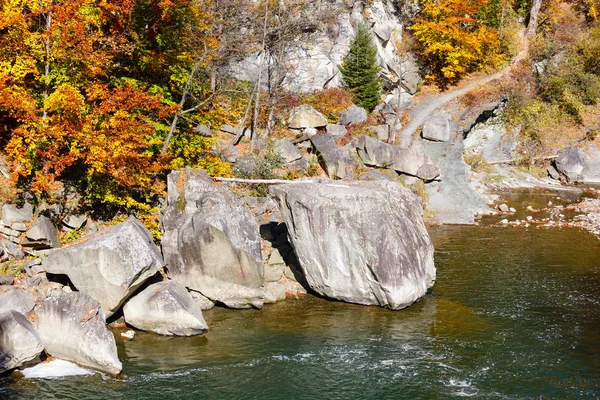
[399,32,529,147]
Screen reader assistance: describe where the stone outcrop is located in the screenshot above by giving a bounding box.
[0,287,36,315]
[310,134,350,179]
[555,147,587,182]
[36,292,122,375]
[43,218,164,319]
[123,281,208,336]
[0,311,43,374]
[162,169,264,309]
[270,180,436,310]
[288,105,328,129]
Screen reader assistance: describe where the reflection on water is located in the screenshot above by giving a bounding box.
[1,224,600,399]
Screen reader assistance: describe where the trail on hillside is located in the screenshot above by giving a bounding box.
[399,32,529,147]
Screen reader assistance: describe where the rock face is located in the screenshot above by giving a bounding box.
[356,135,434,178]
[36,292,122,375]
[123,281,208,336]
[422,113,451,142]
[288,105,328,129]
[274,139,302,163]
[0,311,43,374]
[162,169,264,309]
[0,287,36,315]
[43,218,164,319]
[310,134,349,179]
[270,180,436,310]
[555,147,587,182]
[339,105,368,126]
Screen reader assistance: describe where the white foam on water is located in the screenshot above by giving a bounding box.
[21,359,94,379]
[447,378,472,387]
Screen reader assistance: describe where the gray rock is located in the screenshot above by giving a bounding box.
[356,136,430,177]
[548,165,560,180]
[189,290,216,311]
[162,169,264,309]
[268,248,285,265]
[11,222,27,232]
[422,113,451,142]
[234,155,258,176]
[463,117,517,163]
[0,311,43,374]
[220,124,240,135]
[270,180,436,310]
[288,105,328,129]
[2,203,33,226]
[303,127,318,137]
[396,53,422,95]
[339,105,367,126]
[498,204,509,212]
[123,281,208,336]
[370,125,391,142]
[555,147,587,182]
[0,275,13,285]
[23,216,60,249]
[43,217,164,319]
[264,282,286,304]
[220,145,239,163]
[0,238,24,260]
[416,164,441,181]
[326,124,347,139]
[264,264,285,283]
[63,214,87,230]
[310,134,348,179]
[0,287,36,315]
[359,170,396,182]
[195,124,212,137]
[274,139,302,163]
[36,292,122,375]
[582,146,600,183]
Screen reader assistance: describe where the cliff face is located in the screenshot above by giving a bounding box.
[228,0,421,94]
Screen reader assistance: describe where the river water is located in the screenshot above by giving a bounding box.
[2,195,600,399]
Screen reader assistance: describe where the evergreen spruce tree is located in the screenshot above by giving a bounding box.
[339,23,382,111]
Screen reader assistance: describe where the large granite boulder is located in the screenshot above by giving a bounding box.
[123,281,208,336]
[288,105,328,129]
[43,218,164,319]
[555,147,587,182]
[0,287,36,315]
[0,311,43,374]
[36,292,121,375]
[23,216,60,249]
[270,180,436,310]
[582,146,600,183]
[310,134,349,179]
[162,169,264,309]
[356,135,432,178]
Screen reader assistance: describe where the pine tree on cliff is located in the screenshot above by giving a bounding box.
[339,23,382,111]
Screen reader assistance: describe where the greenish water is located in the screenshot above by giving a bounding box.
[2,225,600,399]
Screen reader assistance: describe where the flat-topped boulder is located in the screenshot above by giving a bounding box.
[43,217,164,319]
[270,180,436,310]
[36,292,121,375]
[0,311,43,374]
[123,281,208,336]
[162,169,264,309]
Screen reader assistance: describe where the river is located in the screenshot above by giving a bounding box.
[1,193,600,399]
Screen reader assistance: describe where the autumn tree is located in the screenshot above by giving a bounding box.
[339,24,382,111]
[411,0,505,87]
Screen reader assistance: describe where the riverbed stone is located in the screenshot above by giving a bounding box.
[162,169,264,309]
[36,292,122,375]
[270,180,436,310]
[123,281,208,336]
[288,105,327,129]
[0,287,36,315]
[264,282,287,304]
[555,147,587,182]
[42,217,164,319]
[0,311,43,374]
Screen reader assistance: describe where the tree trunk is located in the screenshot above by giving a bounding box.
[527,0,543,37]
[42,2,53,120]
[251,0,270,152]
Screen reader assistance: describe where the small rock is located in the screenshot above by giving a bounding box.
[548,201,553,206]
[121,330,135,340]
[263,282,286,304]
[274,139,302,163]
[339,105,367,126]
[23,216,60,249]
[288,105,328,129]
[10,222,27,232]
[264,264,285,283]
[220,145,238,163]
[63,214,87,230]
[326,124,347,138]
[1,203,33,225]
[509,207,516,213]
[498,204,509,213]
[422,113,451,142]
[303,127,318,137]
[189,290,216,311]
[526,216,533,221]
[500,219,509,224]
